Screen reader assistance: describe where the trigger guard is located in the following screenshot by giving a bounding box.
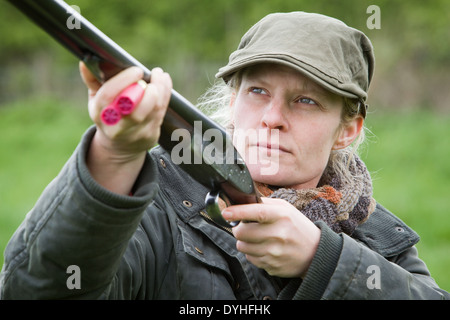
[205,190,240,229]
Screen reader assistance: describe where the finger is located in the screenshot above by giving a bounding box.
[130,82,158,123]
[90,67,144,123]
[236,244,279,276]
[96,66,144,108]
[149,67,173,109]
[236,240,266,257]
[130,68,172,123]
[222,202,279,225]
[233,222,269,244]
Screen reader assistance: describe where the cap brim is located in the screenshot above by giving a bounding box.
[216,57,361,101]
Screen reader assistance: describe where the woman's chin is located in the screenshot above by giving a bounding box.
[248,164,285,186]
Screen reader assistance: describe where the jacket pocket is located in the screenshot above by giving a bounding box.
[174,218,240,299]
[177,219,232,274]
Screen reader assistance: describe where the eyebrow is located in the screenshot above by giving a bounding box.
[300,78,332,101]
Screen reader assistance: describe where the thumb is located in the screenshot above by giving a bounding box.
[79,61,102,96]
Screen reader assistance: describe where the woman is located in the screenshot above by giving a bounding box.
[1,12,448,299]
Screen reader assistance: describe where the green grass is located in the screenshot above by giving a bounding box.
[362,110,450,291]
[1,99,449,293]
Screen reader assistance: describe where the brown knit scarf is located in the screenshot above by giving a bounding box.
[256,155,376,235]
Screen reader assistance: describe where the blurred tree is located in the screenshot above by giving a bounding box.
[0,0,449,109]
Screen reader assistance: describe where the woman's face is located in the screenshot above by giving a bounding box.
[231,63,358,189]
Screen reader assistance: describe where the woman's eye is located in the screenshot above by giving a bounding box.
[298,97,317,105]
[250,87,267,95]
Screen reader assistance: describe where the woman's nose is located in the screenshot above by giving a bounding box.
[261,99,288,130]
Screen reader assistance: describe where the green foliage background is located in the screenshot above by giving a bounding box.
[1,0,449,108]
[0,0,449,294]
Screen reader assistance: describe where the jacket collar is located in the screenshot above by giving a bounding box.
[150,146,210,222]
[352,202,420,257]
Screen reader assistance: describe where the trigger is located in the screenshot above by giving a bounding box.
[205,190,239,228]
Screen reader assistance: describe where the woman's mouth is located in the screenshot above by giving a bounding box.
[256,142,289,153]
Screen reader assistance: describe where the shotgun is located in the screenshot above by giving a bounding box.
[6,0,261,228]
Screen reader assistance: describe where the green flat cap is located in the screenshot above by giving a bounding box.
[216,12,375,111]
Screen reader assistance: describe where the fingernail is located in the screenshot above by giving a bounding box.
[222,210,232,220]
[137,79,147,89]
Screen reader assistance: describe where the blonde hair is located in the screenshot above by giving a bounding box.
[330,97,367,184]
[196,72,367,186]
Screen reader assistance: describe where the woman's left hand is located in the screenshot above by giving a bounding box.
[222,198,321,278]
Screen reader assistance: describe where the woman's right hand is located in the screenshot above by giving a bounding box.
[79,62,173,195]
